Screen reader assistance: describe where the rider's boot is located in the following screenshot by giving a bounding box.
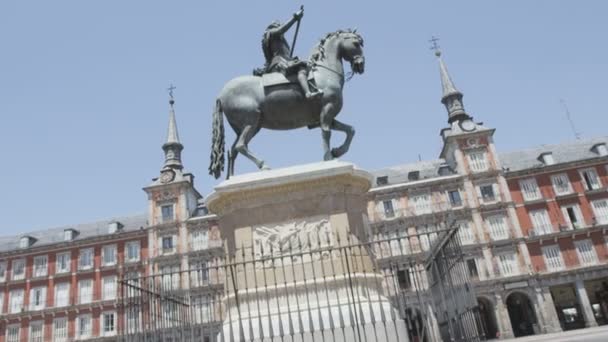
[298,70,323,99]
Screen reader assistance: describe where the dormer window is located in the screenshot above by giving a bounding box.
[592,143,608,156]
[19,236,35,249]
[407,171,420,181]
[539,152,555,166]
[376,176,388,186]
[108,221,123,234]
[64,229,77,241]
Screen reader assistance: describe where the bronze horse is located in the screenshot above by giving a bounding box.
[209,30,365,179]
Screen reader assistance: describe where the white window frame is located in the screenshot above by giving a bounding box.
[126,241,141,262]
[447,189,463,208]
[29,286,47,311]
[382,199,396,218]
[542,245,565,271]
[6,324,20,342]
[561,203,584,229]
[410,192,432,215]
[78,278,93,304]
[551,173,573,195]
[9,288,24,313]
[12,258,26,280]
[456,220,475,245]
[160,235,177,255]
[76,313,92,340]
[591,199,608,225]
[102,275,117,301]
[54,282,70,307]
[190,230,209,251]
[497,251,520,277]
[579,167,602,191]
[529,209,553,236]
[0,261,6,282]
[478,183,498,203]
[161,203,175,222]
[102,244,117,266]
[56,252,71,274]
[78,248,94,270]
[33,255,48,277]
[101,311,117,336]
[486,215,509,241]
[53,317,68,342]
[468,150,489,173]
[574,239,598,266]
[29,320,44,342]
[519,178,541,201]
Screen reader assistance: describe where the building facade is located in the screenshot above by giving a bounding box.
[0,52,607,341]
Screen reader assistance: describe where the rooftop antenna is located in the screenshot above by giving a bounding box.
[559,99,581,140]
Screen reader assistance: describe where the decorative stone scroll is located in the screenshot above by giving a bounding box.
[253,215,333,264]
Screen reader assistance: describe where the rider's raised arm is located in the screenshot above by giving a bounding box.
[272,10,303,36]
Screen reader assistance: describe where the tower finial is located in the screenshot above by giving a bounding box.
[162,84,183,170]
[432,42,470,124]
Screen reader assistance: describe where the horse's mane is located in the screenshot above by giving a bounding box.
[310,29,362,63]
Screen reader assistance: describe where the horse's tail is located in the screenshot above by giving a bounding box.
[208,99,225,179]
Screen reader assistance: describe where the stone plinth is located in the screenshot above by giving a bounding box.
[206,160,408,342]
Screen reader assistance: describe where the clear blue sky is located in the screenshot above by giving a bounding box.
[0,1,606,234]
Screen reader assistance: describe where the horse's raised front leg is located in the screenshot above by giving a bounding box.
[330,119,355,158]
[320,103,337,161]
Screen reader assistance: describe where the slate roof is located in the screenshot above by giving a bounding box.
[0,214,147,253]
[371,159,451,187]
[499,136,608,173]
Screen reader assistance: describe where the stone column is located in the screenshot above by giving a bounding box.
[494,293,514,339]
[538,287,562,333]
[575,278,598,327]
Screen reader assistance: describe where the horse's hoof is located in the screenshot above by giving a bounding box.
[323,152,333,161]
[261,164,271,171]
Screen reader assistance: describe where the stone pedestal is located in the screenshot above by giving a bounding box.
[207,160,408,342]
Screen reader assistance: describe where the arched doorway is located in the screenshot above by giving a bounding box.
[477,297,498,339]
[506,292,538,337]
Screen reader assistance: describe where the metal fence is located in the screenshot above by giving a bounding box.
[118,225,483,342]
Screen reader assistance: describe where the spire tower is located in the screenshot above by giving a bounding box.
[162,85,184,170]
[430,38,471,124]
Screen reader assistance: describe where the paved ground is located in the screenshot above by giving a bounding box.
[502,325,608,342]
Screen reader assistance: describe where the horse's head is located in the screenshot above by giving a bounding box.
[338,30,365,74]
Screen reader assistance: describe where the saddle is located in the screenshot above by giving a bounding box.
[261,71,316,89]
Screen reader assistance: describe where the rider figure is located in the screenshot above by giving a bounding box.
[254,8,323,100]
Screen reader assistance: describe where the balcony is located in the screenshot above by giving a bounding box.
[372,202,458,223]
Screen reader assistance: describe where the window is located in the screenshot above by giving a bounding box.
[33,255,48,277]
[407,171,420,181]
[20,236,33,248]
[498,252,519,276]
[12,258,25,280]
[466,259,479,279]
[551,173,572,195]
[574,239,598,266]
[126,241,141,262]
[102,311,117,336]
[479,184,497,202]
[487,215,509,240]
[108,221,121,234]
[192,295,213,324]
[103,276,117,300]
[55,282,69,307]
[161,204,175,222]
[190,230,208,251]
[561,204,583,229]
[529,209,553,235]
[161,265,180,290]
[125,272,141,298]
[519,178,541,201]
[102,244,117,266]
[376,176,388,186]
[161,235,176,254]
[79,248,94,270]
[76,314,92,339]
[593,143,608,156]
[9,289,24,313]
[591,199,608,224]
[190,261,210,288]
[7,324,20,342]
[397,269,412,290]
[29,286,46,310]
[468,151,488,172]
[448,189,463,207]
[382,199,395,218]
[56,252,71,273]
[410,193,431,214]
[580,168,602,191]
[29,321,44,342]
[78,279,93,304]
[540,152,554,165]
[127,308,142,333]
[53,317,68,342]
[542,245,565,271]
[457,221,475,245]
[0,261,6,282]
[418,224,438,251]
[64,229,75,241]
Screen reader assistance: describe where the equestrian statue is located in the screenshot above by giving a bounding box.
[209,6,366,179]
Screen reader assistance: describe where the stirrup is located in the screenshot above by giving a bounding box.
[306,90,323,99]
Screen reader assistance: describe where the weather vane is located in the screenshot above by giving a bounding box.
[167,84,176,99]
[429,36,441,56]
